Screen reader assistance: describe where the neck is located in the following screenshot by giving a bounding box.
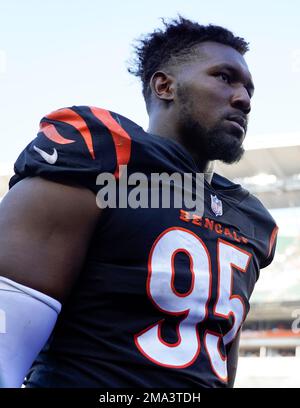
[148,111,214,184]
[147,109,176,141]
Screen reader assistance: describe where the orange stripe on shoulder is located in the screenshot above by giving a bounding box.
[267,225,279,259]
[89,107,132,178]
[45,108,96,159]
[39,122,75,145]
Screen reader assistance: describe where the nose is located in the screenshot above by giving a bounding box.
[231,87,251,114]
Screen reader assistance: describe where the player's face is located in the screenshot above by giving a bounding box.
[175,41,254,164]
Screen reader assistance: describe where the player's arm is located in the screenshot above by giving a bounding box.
[0,176,101,387]
[226,329,242,388]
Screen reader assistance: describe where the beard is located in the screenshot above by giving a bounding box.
[177,89,245,165]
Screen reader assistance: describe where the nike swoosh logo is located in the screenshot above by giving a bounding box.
[33,145,58,164]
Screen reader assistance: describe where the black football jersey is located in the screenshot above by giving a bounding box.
[9,106,278,387]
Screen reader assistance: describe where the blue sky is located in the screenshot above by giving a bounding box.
[0,0,299,166]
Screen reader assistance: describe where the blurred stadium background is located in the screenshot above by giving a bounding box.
[1,131,299,387]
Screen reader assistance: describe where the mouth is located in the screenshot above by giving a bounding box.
[225,115,247,137]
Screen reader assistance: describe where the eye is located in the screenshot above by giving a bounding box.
[217,73,231,83]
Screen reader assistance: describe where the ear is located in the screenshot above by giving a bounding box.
[149,71,176,102]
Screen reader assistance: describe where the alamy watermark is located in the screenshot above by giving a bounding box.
[95,165,205,216]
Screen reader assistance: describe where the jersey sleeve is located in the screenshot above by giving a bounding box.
[239,193,279,270]
[9,106,132,194]
[260,224,279,269]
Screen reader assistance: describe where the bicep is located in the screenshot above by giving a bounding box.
[0,177,101,302]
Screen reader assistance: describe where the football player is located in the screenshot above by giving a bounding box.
[0,17,278,387]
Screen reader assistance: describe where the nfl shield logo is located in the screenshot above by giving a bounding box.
[211,194,223,217]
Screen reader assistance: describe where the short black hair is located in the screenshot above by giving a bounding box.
[128,16,249,110]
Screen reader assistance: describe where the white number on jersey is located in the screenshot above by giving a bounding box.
[135,227,251,381]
